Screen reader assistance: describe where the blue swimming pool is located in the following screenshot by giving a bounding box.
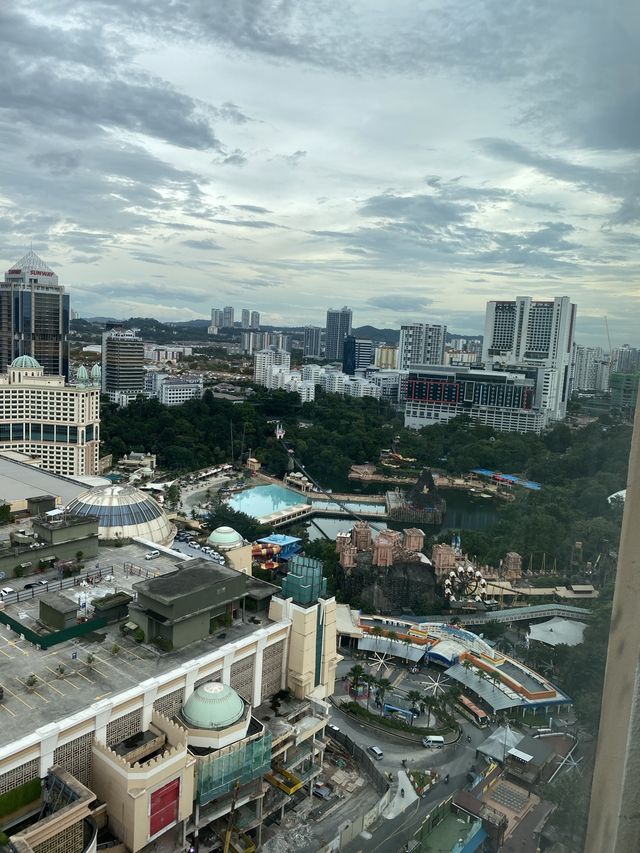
[227,484,307,519]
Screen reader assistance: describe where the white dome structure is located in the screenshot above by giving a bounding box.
[66,484,176,544]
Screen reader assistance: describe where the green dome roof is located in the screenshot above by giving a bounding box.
[207,525,244,548]
[182,682,245,730]
[11,355,41,369]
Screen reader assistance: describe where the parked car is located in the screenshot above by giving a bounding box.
[0,587,16,598]
[24,580,48,590]
[144,550,160,561]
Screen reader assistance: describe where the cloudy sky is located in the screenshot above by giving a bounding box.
[1,1,638,344]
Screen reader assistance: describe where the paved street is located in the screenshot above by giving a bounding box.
[329,656,487,852]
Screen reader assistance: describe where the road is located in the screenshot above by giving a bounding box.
[329,658,487,852]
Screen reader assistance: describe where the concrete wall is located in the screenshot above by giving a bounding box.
[0,534,98,579]
[585,399,640,853]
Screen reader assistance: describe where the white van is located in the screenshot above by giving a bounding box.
[144,550,160,561]
[368,745,384,760]
[421,735,445,748]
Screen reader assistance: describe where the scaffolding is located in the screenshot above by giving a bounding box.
[196,733,273,805]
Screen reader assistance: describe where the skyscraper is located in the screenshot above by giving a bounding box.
[482,296,576,420]
[0,250,70,377]
[250,310,260,329]
[325,307,352,361]
[398,323,446,369]
[223,306,235,328]
[102,327,145,405]
[303,326,322,358]
[241,309,250,329]
[342,337,373,375]
[210,308,223,328]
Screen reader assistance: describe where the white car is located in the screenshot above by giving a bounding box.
[144,550,160,561]
[0,587,16,598]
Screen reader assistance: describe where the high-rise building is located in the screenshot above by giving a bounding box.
[250,310,260,329]
[211,308,223,328]
[573,345,610,392]
[241,309,250,329]
[222,306,234,328]
[398,323,446,369]
[610,373,640,418]
[342,337,373,375]
[612,345,640,373]
[482,296,576,421]
[0,355,100,475]
[303,326,322,358]
[102,327,145,405]
[325,307,352,361]
[253,347,291,387]
[0,250,70,378]
[404,364,545,434]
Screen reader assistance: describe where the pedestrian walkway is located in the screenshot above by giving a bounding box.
[383,771,418,820]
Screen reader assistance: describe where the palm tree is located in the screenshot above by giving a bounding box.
[407,690,423,725]
[371,625,384,653]
[347,664,365,697]
[387,630,399,644]
[421,694,438,728]
[362,674,377,712]
[376,678,391,714]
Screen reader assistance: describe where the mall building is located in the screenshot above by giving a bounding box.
[0,547,339,853]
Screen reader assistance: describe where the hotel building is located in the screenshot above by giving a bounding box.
[0,355,100,476]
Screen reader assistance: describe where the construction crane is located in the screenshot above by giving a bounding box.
[604,316,614,369]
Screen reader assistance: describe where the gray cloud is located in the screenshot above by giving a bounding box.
[182,238,224,250]
[367,294,433,312]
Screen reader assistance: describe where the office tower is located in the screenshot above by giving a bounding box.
[303,326,323,358]
[342,336,373,375]
[0,355,100,476]
[222,306,234,328]
[101,327,145,404]
[585,401,640,853]
[398,323,447,369]
[253,347,291,387]
[250,310,260,329]
[0,250,70,377]
[482,295,576,420]
[325,306,352,361]
[241,309,250,329]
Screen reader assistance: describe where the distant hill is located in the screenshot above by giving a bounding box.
[352,325,400,343]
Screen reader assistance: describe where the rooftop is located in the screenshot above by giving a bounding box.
[0,583,275,749]
[0,455,90,504]
[133,560,244,603]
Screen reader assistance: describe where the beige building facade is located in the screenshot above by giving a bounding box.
[0,357,100,476]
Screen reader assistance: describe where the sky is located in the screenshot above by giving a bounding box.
[1,1,638,345]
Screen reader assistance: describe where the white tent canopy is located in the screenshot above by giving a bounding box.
[528,617,587,647]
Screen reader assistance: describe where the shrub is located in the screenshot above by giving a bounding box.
[0,778,42,819]
[152,636,173,652]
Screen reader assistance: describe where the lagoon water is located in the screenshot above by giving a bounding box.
[228,484,307,518]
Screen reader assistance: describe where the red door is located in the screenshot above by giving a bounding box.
[150,778,180,837]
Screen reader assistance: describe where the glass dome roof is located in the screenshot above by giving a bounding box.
[11,355,41,369]
[182,682,245,730]
[66,484,176,545]
[207,525,244,549]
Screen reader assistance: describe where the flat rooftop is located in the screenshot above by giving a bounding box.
[0,455,88,504]
[0,547,276,749]
[133,560,243,602]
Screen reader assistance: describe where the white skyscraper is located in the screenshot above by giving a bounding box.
[325,307,352,361]
[250,310,260,329]
[303,326,323,358]
[482,296,577,420]
[241,309,250,328]
[398,323,447,369]
[573,345,610,392]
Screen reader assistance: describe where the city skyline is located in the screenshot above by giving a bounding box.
[1,2,638,347]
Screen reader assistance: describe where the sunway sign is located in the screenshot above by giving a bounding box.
[7,268,54,277]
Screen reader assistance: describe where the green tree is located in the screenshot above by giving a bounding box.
[347,664,365,696]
